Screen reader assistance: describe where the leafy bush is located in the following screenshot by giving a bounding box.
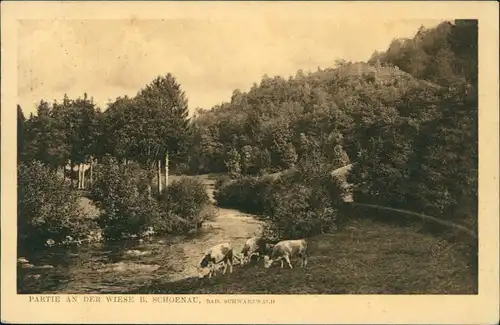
[156,177,213,233]
[18,161,99,248]
[215,152,346,239]
[162,177,210,218]
[171,162,190,176]
[92,159,214,239]
[264,152,346,238]
[213,174,232,192]
[266,183,336,239]
[91,156,156,239]
[214,175,276,215]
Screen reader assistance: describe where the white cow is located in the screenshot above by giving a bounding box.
[196,242,234,278]
[263,239,308,269]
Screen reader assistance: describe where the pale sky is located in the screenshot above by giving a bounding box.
[18,19,442,116]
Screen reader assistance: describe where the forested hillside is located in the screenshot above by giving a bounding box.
[188,20,476,176]
[192,20,478,233]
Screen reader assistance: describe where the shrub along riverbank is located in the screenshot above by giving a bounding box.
[17,158,216,250]
[214,150,347,240]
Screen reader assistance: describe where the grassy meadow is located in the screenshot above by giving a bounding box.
[132,209,477,294]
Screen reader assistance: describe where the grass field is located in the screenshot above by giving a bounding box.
[132,216,477,295]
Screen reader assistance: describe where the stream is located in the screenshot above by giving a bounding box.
[18,207,263,294]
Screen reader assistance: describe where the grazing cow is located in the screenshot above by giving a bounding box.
[240,237,276,265]
[240,237,264,265]
[263,239,308,269]
[196,242,234,278]
[264,243,275,254]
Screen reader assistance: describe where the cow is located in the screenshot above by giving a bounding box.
[196,242,234,278]
[263,239,308,269]
[240,237,276,266]
[265,243,275,255]
[240,237,264,265]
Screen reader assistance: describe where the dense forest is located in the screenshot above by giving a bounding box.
[17,20,478,248]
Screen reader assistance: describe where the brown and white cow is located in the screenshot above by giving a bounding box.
[240,237,276,266]
[263,239,308,269]
[196,242,234,278]
[240,237,264,265]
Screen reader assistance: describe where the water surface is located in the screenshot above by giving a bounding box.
[18,207,263,294]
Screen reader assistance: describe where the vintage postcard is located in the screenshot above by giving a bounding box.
[1,1,499,324]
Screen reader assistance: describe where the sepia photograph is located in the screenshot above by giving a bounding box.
[2,1,499,324]
[15,16,481,295]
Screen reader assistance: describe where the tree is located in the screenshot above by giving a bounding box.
[102,96,137,162]
[133,74,191,193]
[17,105,26,162]
[240,145,254,175]
[225,147,242,179]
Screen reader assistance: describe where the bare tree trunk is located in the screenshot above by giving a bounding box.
[164,152,169,189]
[147,160,154,199]
[78,163,83,189]
[89,159,93,189]
[157,159,162,194]
[81,163,86,189]
[71,161,75,188]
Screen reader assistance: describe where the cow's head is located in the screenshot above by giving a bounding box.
[263,255,273,268]
[196,265,212,278]
[234,253,246,266]
[199,254,211,268]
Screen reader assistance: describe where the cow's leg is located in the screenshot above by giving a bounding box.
[209,263,215,278]
[284,255,293,269]
[303,254,308,267]
[227,256,233,274]
[279,258,284,269]
[299,252,306,267]
[222,261,228,274]
[253,253,260,267]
